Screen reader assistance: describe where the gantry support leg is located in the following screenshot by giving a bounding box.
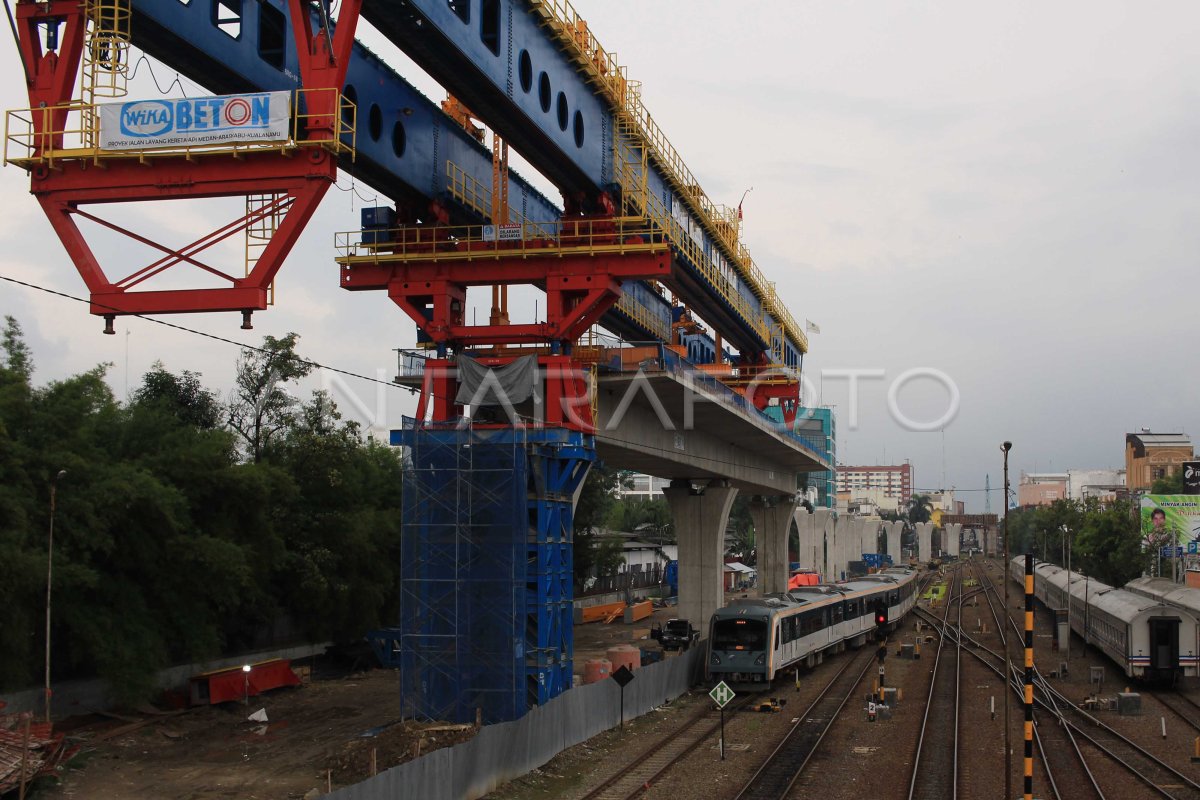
[663,479,738,630]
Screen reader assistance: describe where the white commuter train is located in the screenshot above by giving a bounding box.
[708,567,921,686]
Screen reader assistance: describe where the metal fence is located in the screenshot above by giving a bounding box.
[580,565,665,597]
[327,645,704,800]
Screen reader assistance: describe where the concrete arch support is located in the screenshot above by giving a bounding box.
[916,522,933,563]
[832,513,856,582]
[751,496,798,595]
[860,520,879,560]
[794,509,816,573]
[885,521,904,565]
[816,513,835,582]
[663,479,738,630]
[945,523,962,557]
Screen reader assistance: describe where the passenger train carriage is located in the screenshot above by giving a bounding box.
[1012,558,1200,680]
[1125,576,1200,674]
[708,567,920,685]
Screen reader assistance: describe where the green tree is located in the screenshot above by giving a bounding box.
[608,496,674,543]
[228,333,313,462]
[133,361,222,429]
[573,463,625,587]
[1074,500,1146,586]
[271,391,403,642]
[1151,471,1184,494]
[907,493,934,524]
[0,321,410,703]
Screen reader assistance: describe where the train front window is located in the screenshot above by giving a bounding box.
[713,618,767,651]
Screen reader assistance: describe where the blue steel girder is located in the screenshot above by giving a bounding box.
[361,0,802,366]
[126,1,558,222]
[123,0,667,341]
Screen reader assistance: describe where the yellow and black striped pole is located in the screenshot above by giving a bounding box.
[1023,553,1034,800]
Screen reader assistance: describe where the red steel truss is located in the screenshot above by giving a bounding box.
[13,0,362,329]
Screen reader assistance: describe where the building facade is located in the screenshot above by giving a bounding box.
[765,405,837,508]
[1066,469,1126,500]
[615,473,673,500]
[836,463,913,504]
[1125,432,1193,491]
[1018,472,1068,507]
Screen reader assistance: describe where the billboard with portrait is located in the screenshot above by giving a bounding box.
[1141,495,1200,547]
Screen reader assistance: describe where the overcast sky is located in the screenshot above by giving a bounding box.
[1,1,1197,511]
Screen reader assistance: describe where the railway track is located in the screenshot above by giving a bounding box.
[1034,674,1200,800]
[577,696,754,800]
[1151,690,1200,737]
[968,558,1200,800]
[969,561,1102,800]
[907,565,962,800]
[730,643,875,800]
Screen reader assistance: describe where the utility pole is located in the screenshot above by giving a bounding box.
[45,469,67,724]
[1001,442,1012,800]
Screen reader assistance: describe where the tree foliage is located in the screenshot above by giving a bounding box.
[1151,470,1185,494]
[1003,498,1147,587]
[0,322,403,702]
[227,333,313,462]
[572,463,626,586]
[907,493,934,524]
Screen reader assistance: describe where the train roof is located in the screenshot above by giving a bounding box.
[712,572,915,621]
[1125,577,1200,615]
[1035,561,1189,624]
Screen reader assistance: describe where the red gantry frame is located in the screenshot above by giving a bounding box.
[336,212,673,429]
[12,0,362,329]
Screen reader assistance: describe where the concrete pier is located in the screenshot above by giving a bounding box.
[916,522,933,563]
[859,519,878,560]
[750,496,797,594]
[663,479,738,628]
[884,520,904,565]
[944,523,962,557]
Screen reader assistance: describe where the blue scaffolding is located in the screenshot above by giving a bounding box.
[371,421,592,723]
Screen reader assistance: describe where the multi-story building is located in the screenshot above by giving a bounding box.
[766,405,837,509]
[796,406,836,509]
[836,463,912,504]
[1018,472,1068,507]
[616,473,673,500]
[1125,431,1193,491]
[1066,469,1126,501]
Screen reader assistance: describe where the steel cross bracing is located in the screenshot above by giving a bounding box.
[7,0,669,341]
[8,0,364,323]
[359,0,807,370]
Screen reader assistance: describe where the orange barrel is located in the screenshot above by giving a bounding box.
[583,658,612,685]
[607,644,641,673]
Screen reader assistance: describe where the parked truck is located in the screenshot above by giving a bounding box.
[650,618,699,651]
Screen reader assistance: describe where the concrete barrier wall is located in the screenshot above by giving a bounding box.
[328,646,704,800]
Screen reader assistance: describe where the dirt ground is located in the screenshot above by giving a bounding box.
[32,596,694,800]
[32,565,1200,799]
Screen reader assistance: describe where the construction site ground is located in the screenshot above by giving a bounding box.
[30,596,693,799]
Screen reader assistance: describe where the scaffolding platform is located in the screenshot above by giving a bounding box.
[370,421,592,724]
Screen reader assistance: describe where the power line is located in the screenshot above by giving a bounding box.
[0,273,417,396]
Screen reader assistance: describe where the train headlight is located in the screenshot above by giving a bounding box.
[755,653,766,665]
[711,653,721,665]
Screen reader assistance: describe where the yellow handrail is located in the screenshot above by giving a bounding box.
[526,0,807,357]
[334,217,668,264]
